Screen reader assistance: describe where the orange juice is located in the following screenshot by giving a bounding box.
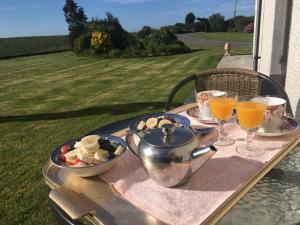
[209,97,236,120]
[236,102,266,129]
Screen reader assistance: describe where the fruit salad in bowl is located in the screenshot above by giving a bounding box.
[130,113,190,132]
[129,113,191,146]
[50,134,127,177]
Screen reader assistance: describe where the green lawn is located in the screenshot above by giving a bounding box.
[0,49,223,225]
[190,32,253,42]
[186,46,252,56]
[0,36,70,58]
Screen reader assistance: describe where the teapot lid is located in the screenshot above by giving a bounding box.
[143,124,193,147]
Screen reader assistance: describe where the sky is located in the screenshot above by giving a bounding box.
[0,0,255,38]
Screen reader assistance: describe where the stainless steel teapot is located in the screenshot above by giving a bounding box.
[125,124,217,188]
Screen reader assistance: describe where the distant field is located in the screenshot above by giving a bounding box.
[190,32,253,42]
[0,35,71,58]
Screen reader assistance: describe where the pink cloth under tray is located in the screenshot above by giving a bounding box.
[100,111,300,225]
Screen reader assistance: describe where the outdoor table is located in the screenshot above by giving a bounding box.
[43,103,300,225]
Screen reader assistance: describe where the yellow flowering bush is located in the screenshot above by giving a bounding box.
[90,32,112,53]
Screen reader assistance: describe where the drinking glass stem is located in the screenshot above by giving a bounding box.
[218,120,225,142]
[246,130,253,150]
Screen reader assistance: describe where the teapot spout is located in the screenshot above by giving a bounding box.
[191,145,217,160]
[125,132,140,157]
[190,145,217,173]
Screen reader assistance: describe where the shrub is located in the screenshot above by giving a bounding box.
[90,32,112,53]
[87,19,107,33]
[137,26,155,39]
[122,46,147,58]
[144,27,177,46]
[126,33,141,47]
[73,33,90,53]
[108,49,122,57]
[66,9,190,58]
[167,44,190,55]
[244,22,254,33]
[158,27,178,43]
[149,44,190,56]
[87,13,131,50]
[143,27,191,56]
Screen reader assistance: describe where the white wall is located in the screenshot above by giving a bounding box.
[285,0,300,117]
[254,0,300,116]
[256,0,287,76]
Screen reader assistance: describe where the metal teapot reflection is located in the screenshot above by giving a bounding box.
[126,124,217,188]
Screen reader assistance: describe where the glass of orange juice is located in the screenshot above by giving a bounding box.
[209,92,237,146]
[235,101,267,157]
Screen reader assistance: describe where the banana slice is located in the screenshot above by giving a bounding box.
[94,149,109,163]
[81,147,97,155]
[146,117,158,128]
[137,120,146,130]
[64,149,78,162]
[114,145,124,156]
[158,119,172,128]
[74,141,81,149]
[77,149,95,164]
[81,135,100,151]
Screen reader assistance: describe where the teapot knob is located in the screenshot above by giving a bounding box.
[162,124,175,136]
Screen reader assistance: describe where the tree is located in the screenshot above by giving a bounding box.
[185,12,196,25]
[63,0,87,46]
[208,13,224,32]
[137,26,155,39]
[103,12,130,50]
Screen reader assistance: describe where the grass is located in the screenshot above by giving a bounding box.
[0,48,223,225]
[186,46,252,56]
[190,32,253,42]
[228,47,253,55]
[0,36,71,58]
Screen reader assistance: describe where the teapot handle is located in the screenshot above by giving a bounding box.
[125,131,140,157]
[191,145,217,159]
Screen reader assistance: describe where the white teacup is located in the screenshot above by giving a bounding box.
[251,96,286,132]
[196,90,226,120]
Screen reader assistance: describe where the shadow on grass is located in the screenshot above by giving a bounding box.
[0,102,178,123]
[188,48,204,53]
[76,48,204,59]
[160,48,205,57]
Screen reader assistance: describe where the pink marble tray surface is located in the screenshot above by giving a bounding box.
[100,111,300,225]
